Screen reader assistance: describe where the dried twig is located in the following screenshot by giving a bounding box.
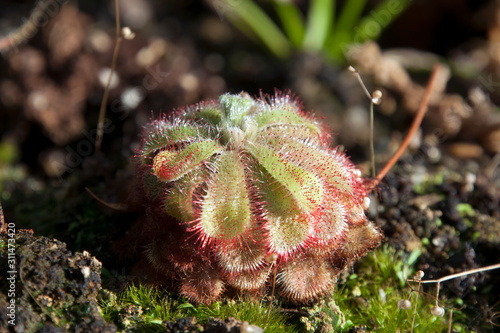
[407,263,500,285]
[0,0,66,52]
[375,63,441,184]
[402,263,500,330]
[85,187,128,211]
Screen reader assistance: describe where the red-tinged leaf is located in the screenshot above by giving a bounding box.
[153,140,223,182]
[246,142,324,213]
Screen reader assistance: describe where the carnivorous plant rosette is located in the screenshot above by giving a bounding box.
[135,91,383,303]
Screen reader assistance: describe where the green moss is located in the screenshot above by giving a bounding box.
[456,203,475,218]
[300,299,345,332]
[413,172,445,195]
[325,245,468,332]
[0,140,18,165]
[98,284,295,332]
[96,244,488,332]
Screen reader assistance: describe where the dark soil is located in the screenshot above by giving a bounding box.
[0,230,115,332]
[375,152,500,327]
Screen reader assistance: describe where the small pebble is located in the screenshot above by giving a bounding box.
[445,142,483,159]
[240,321,263,333]
[98,68,120,89]
[81,266,90,278]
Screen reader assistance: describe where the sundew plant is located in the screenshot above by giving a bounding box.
[134,91,382,303]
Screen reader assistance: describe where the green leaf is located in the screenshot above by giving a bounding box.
[255,165,311,254]
[177,303,196,310]
[326,0,367,60]
[407,248,422,267]
[302,0,334,52]
[153,140,223,181]
[257,125,323,146]
[246,143,323,213]
[220,93,254,127]
[216,0,292,59]
[335,0,367,33]
[272,0,305,47]
[255,138,354,194]
[141,122,201,161]
[164,170,206,222]
[184,104,222,127]
[199,151,251,241]
[354,0,411,43]
[253,107,321,135]
[456,203,475,217]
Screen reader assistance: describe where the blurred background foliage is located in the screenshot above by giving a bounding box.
[207,0,411,62]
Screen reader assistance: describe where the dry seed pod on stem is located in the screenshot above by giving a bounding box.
[403,262,500,322]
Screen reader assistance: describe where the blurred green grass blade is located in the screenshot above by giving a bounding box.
[335,0,367,33]
[326,0,410,62]
[216,0,292,59]
[272,0,305,48]
[302,0,334,52]
[354,0,411,43]
[325,30,351,63]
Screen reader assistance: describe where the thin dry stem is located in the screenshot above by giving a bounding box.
[95,0,122,152]
[447,309,453,333]
[349,66,378,177]
[405,262,500,328]
[349,66,372,100]
[407,263,500,285]
[375,63,441,184]
[85,187,128,211]
[485,152,500,179]
[370,101,376,178]
[410,280,421,333]
[263,263,278,330]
